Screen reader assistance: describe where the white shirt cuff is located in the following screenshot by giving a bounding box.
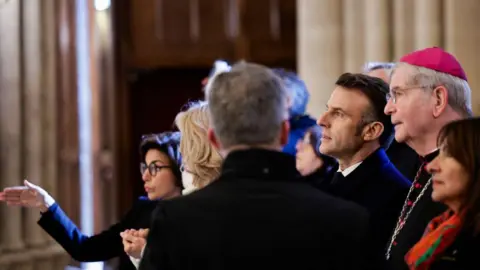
[129,245,146,269]
[129,256,141,269]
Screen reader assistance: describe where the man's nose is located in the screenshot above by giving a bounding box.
[384,99,395,115]
[317,112,328,127]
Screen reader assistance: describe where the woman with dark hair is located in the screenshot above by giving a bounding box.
[123,101,223,269]
[0,131,182,270]
[295,125,337,189]
[404,118,480,269]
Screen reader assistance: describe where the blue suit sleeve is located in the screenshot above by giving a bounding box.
[37,203,126,262]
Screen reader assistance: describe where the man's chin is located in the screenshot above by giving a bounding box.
[319,147,332,156]
[394,132,407,143]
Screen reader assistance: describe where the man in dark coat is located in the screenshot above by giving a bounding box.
[140,61,370,270]
[317,73,411,269]
[383,47,471,270]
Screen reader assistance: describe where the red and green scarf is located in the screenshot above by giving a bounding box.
[405,210,462,270]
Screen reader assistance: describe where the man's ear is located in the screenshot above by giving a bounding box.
[432,86,448,118]
[362,122,384,142]
[207,128,221,150]
[280,120,290,146]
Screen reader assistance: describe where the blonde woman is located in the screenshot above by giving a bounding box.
[175,100,223,194]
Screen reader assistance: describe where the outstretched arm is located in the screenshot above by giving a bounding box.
[38,203,126,262]
[1,180,130,262]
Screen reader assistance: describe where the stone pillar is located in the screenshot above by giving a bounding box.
[392,0,415,59]
[0,0,25,252]
[342,0,365,72]
[414,0,442,49]
[0,0,68,268]
[42,0,59,210]
[22,0,48,248]
[297,0,343,119]
[364,0,391,61]
[444,0,480,115]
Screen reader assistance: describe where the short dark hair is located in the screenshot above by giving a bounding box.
[437,117,480,235]
[139,131,182,188]
[335,73,394,149]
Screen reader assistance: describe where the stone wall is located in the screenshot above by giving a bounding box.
[298,0,480,118]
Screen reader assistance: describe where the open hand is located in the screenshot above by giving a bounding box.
[0,180,52,212]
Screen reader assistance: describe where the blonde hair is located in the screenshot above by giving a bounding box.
[175,101,222,188]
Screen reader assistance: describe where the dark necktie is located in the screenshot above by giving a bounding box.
[330,171,345,185]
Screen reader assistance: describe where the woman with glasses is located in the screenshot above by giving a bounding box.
[138,132,183,200]
[0,132,182,270]
[122,101,222,268]
[295,125,337,190]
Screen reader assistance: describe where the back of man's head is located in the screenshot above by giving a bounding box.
[207,62,289,151]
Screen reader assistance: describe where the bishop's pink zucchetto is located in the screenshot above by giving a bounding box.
[400,47,467,82]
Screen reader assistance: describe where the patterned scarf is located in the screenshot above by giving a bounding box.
[405,210,462,270]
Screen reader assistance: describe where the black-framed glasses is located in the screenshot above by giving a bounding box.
[140,161,171,177]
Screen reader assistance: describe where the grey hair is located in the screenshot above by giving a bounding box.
[396,62,472,117]
[206,61,289,149]
[363,62,396,77]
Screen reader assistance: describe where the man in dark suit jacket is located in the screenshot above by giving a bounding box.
[317,73,411,268]
[140,62,370,270]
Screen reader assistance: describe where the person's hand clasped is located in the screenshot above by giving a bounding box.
[120,228,149,259]
[0,180,55,212]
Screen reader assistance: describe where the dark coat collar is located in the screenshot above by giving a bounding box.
[416,149,439,174]
[348,148,391,177]
[422,149,439,162]
[221,148,300,181]
[331,148,391,197]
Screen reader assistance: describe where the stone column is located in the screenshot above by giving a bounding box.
[0,0,25,252]
[414,0,442,49]
[364,0,391,61]
[0,0,67,268]
[22,0,48,248]
[42,0,59,211]
[297,0,343,118]
[392,0,415,59]
[444,0,480,115]
[342,0,365,72]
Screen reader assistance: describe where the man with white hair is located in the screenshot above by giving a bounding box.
[140,61,370,270]
[384,47,472,270]
[364,62,420,180]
